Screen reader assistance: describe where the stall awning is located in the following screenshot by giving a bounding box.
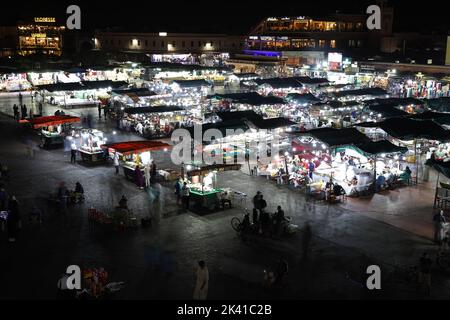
[332,88,388,98]
[216,110,295,130]
[123,106,185,114]
[426,159,450,179]
[293,76,329,85]
[208,92,286,106]
[300,127,372,147]
[427,97,450,112]
[36,80,127,92]
[364,97,424,107]
[254,77,303,89]
[337,140,408,156]
[408,111,450,126]
[173,79,211,88]
[101,141,171,155]
[112,87,155,95]
[25,115,81,129]
[356,118,450,141]
[366,104,409,117]
[286,93,321,105]
[187,164,242,177]
[187,119,249,140]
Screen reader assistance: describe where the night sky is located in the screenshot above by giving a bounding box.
[0,0,449,34]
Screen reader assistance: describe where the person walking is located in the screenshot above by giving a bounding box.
[70,141,77,164]
[144,163,151,188]
[97,104,102,120]
[134,166,145,190]
[193,261,209,300]
[302,222,312,260]
[103,105,108,120]
[113,152,120,174]
[150,160,157,184]
[433,210,447,244]
[38,102,43,116]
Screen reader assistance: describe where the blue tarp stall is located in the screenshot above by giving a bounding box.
[216,110,295,130]
[355,118,450,141]
[208,92,286,106]
[427,97,450,112]
[254,77,303,89]
[332,87,388,99]
[286,93,321,105]
[172,79,212,88]
[123,106,185,114]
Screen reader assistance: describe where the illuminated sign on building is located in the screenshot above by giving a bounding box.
[31,33,47,38]
[34,17,56,23]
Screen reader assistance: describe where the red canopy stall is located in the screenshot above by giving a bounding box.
[22,115,81,148]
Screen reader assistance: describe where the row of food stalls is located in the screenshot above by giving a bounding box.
[35,80,128,108]
[0,65,139,92]
[284,127,411,197]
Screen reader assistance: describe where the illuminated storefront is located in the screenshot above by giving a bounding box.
[18,17,65,56]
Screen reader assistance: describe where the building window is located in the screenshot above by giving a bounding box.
[138,40,141,46]
[330,40,336,48]
[161,41,165,48]
[191,41,194,47]
[172,41,176,47]
[145,40,148,47]
[198,41,201,47]
[153,41,156,47]
[318,40,325,48]
[182,41,185,48]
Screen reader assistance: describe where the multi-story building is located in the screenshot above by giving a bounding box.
[94,30,244,55]
[17,17,65,56]
[244,2,394,67]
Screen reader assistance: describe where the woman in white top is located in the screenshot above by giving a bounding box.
[193,261,209,300]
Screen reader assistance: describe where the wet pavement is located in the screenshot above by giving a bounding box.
[0,93,449,300]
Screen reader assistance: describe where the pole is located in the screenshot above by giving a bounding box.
[414,139,419,185]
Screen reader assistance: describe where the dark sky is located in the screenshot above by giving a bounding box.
[0,0,449,34]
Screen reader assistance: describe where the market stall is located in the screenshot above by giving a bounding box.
[67,128,108,164]
[119,106,186,138]
[23,115,81,148]
[183,163,242,212]
[101,141,172,186]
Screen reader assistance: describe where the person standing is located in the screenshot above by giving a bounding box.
[174,178,182,205]
[18,92,23,106]
[150,160,157,184]
[193,261,209,300]
[38,102,43,116]
[103,106,108,120]
[113,152,120,174]
[70,142,77,164]
[181,182,190,211]
[144,163,151,188]
[433,210,447,244]
[134,166,144,190]
[302,222,312,260]
[97,104,102,120]
[13,104,19,121]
